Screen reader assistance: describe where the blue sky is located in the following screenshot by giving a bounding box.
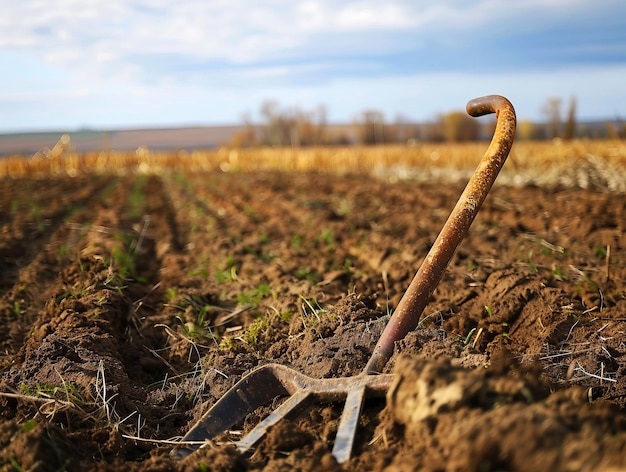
[1,0,625,132]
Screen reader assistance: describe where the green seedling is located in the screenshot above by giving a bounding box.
[316,228,335,249]
[295,267,320,282]
[243,317,269,347]
[237,283,272,308]
[219,338,236,351]
[215,256,238,283]
[190,264,209,279]
[165,287,178,302]
[463,327,477,345]
[128,173,148,218]
[112,246,135,280]
[551,265,565,281]
[19,381,81,404]
[22,420,38,433]
[56,243,71,262]
[300,296,327,321]
[174,303,217,341]
[527,250,538,272]
[291,234,304,248]
[594,245,607,259]
[484,305,494,317]
[55,288,90,303]
[9,458,25,472]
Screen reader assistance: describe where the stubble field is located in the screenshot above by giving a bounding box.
[2,140,626,471]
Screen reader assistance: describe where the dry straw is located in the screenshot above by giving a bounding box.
[2,137,626,190]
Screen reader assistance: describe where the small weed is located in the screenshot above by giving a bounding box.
[291,234,304,248]
[19,381,81,404]
[237,283,272,307]
[484,305,494,317]
[165,287,178,301]
[551,265,565,281]
[189,264,209,279]
[296,267,320,282]
[243,317,269,347]
[9,458,25,472]
[215,256,238,283]
[464,327,477,345]
[55,289,88,303]
[316,228,335,249]
[22,420,38,432]
[56,244,71,262]
[219,337,235,351]
[300,296,327,322]
[527,250,538,272]
[112,247,135,280]
[174,303,218,341]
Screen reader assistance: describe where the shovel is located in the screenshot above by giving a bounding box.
[172,95,516,463]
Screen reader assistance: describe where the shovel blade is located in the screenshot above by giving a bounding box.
[173,364,394,462]
[173,364,294,458]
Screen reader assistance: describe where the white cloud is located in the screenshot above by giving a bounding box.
[0,0,624,130]
[335,2,415,30]
[2,0,622,79]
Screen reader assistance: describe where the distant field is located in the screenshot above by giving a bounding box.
[0,126,243,155]
[2,139,625,190]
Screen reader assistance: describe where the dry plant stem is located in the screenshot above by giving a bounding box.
[365,95,516,374]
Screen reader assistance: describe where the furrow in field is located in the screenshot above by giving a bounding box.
[0,176,125,357]
[1,174,182,423]
[0,175,117,293]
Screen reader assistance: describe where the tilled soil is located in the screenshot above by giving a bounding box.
[2,169,626,471]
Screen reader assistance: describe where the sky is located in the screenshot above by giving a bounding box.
[1,0,625,133]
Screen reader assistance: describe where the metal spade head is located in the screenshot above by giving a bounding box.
[173,363,394,463]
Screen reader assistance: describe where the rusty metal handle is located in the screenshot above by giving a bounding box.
[365,95,516,374]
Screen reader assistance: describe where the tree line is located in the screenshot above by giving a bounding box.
[229,97,625,148]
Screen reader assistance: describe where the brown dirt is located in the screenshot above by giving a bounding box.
[2,168,626,471]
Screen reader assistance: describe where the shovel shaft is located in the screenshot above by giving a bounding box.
[365,95,516,374]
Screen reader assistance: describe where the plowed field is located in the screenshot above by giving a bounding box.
[2,158,626,470]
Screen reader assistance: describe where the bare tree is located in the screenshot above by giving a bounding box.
[563,96,577,140]
[438,111,481,142]
[542,97,562,139]
[355,110,386,145]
